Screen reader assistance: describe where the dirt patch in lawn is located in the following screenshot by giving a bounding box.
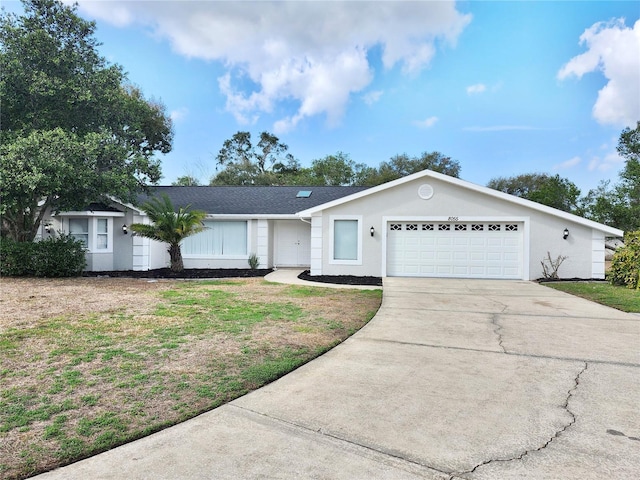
[0,277,381,479]
[0,277,174,333]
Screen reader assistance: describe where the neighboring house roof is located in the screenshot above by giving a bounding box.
[138,186,370,216]
[297,169,625,237]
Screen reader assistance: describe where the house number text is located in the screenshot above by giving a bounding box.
[448,216,459,221]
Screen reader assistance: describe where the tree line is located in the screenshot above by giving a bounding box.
[176,125,639,232]
[172,131,460,188]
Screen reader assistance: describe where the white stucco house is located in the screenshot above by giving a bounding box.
[41,170,623,280]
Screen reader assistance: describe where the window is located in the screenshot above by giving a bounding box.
[454,224,467,231]
[488,224,501,231]
[438,224,451,231]
[471,224,484,231]
[63,216,114,252]
[505,224,518,231]
[406,224,418,231]
[390,224,402,231]
[182,221,247,256]
[422,224,434,231]
[69,219,89,246]
[296,190,312,198]
[334,220,358,260]
[96,219,108,249]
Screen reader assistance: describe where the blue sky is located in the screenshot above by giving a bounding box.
[7,1,640,192]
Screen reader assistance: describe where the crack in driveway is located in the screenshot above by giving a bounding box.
[490,313,507,353]
[487,298,509,353]
[448,362,589,479]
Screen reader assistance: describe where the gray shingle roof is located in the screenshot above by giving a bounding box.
[138,186,370,215]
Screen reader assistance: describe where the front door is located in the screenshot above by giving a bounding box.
[275,220,311,267]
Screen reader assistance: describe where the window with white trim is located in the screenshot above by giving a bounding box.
[96,218,108,249]
[331,216,362,264]
[182,221,248,256]
[69,218,89,246]
[334,220,358,260]
[67,217,112,252]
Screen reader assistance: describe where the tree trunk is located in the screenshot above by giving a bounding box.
[168,244,184,272]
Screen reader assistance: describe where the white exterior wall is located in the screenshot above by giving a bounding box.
[315,176,610,280]
[591,230,606,279]
[113,211,134,270]
[310,216,323,276]
[256,219,270,268]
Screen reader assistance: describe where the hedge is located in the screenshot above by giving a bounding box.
[1,234,86,277]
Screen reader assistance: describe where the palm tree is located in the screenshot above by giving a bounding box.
[131,194,206,272]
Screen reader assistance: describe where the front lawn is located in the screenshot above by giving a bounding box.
[0,278,382,479]
[543,281,640,313]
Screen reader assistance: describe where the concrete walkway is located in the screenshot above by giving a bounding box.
[265,267,382,290]
[34,278,640,479]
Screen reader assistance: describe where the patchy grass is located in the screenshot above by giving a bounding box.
[544,281,640,313]
[0,278,381,479]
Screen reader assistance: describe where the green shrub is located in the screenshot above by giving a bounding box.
[608,231,640,290]
[0,234,86,277]
[0,239,32,276]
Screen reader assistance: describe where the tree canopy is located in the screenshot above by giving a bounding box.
[172,175,201,186]
[211,131,294,185]
[487,173,581,213]
[360,152,461,186]
[0,0,173,241]
[210,131,460,187]
[582,121,640,232]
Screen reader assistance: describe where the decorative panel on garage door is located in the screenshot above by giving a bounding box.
[387,222,523,279]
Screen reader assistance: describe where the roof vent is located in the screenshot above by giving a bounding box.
[296,190,312,198]
[418,184,434,200]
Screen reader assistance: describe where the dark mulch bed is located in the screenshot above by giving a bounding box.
[537,278,609,283]
[82,268,273,279]
[298,270,382,286]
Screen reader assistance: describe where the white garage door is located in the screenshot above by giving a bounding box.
[387,221,524,279]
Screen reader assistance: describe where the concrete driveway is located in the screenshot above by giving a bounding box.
[35,278,640,479]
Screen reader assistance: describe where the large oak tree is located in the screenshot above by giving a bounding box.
[0,0,173,241]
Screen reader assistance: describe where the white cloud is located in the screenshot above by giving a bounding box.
[413,116,439,129]
[558,18,640,127]
[553,156,581,170]
[169,107,189,123]
[466,83,486,95]
[71,1,471,131]
[588,150,624,172]
[362,90,383,106]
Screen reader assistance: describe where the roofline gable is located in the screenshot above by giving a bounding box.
[296,169,624,237]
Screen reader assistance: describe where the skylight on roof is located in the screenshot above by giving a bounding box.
[296,190,312,198]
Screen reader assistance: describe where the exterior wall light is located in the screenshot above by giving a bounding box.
[563,228,569,240]
[44,222,52,234]
[370,226,375,237]
[122,224,128,234]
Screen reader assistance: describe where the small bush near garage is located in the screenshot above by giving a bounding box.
[608,231,640,290]
[0,234,86,277]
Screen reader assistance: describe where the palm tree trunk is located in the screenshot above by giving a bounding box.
[168,244,184,272]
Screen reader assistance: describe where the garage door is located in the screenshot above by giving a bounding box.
[387,221,524,279]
